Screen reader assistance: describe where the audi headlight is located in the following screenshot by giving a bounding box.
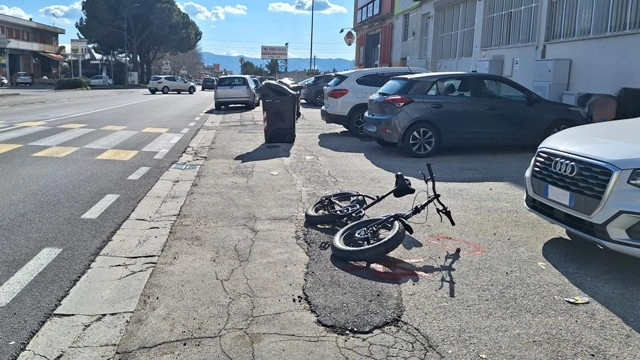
[629,170,640,188]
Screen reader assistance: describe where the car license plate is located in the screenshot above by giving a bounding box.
[546,184,573,207]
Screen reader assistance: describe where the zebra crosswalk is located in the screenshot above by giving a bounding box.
[0,122,187,160]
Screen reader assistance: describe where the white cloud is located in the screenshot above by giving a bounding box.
[178,2,248,21]
[267,0,347,15]
[39,2,83,25]
[0,6,31,19]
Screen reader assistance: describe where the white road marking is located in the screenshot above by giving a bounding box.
[181,128,189,134]
[29,128,95,146]
[141,133,183,152]
[81,194,120,219]
[192,119,199,123]
[154,150,169,159]
[84,130,137,149]
[0,248,63,307]
[127,167,150,180]
[0,126,49,140]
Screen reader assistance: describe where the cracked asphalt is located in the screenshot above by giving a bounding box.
[17,101,640,359]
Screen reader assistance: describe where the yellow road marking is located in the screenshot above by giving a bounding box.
[96,149,138,160]
[33,146,79,157]
[101,125,128,131]
[17,121,48,127]
[0,144,22,154]
[59,123,87,128]
[142,127,168,133]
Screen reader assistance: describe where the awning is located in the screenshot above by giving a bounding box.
[39,52,66,61]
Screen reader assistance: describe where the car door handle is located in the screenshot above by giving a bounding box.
[429,104,443,109]
[484,106,497,111]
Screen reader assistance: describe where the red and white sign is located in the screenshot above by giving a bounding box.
[344,31,356,46]
[261,45,288,60]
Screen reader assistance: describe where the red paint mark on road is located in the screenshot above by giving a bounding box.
[427,235,486,256]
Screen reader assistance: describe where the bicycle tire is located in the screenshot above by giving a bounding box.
[332,217,405,261]
[305,192,365,225]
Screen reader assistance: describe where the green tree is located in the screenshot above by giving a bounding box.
[76,0,202,84]
[241,61,257,75]
[265,59,280,76]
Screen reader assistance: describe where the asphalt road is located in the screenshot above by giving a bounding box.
[0,87,214,359]
[2,87,639,359]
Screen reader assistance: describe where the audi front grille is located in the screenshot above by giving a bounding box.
[529,151,614,215]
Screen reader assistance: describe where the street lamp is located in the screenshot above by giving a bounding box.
[124,3,139,86]
[284,42,289,73]
[309,0,314,71]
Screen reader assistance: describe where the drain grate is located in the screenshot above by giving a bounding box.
[171,163,201,171]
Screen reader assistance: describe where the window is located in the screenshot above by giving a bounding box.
[403,14,410,41]
[357,0,381,24]
[546,0,640,41]
[420,13,431,58]
[481,79,527,101]
[482,0,539,48]
[437,0,476,60]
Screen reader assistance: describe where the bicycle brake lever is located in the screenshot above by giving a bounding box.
[398,218,414,235]
[436,208,444,222]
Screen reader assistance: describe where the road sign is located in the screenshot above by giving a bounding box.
[344,31,356,46]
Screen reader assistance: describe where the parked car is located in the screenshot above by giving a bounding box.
[251,77,262,104]
[89,75,113,86]
[321,67,427,137]
[0,75,7,87]
[214,75,259,110]
[524,117,640,258]
[201,77,216,91]
[148,75,197,94]
[302,73,334,107]
[363,71,589,157]
[11,72,33,86]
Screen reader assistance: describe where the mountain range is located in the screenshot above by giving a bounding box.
[201,52,354,75]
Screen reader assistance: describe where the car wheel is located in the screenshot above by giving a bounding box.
[189,87,195,94]
[347,106,367,138]
[402,122,440,158]
[215,103,222,111]
[312,93,324,106]
[162,86,170,94]
[544,120,573,139]
[247,101,256,110]
[201,87,205,91]
[149,89,157,94]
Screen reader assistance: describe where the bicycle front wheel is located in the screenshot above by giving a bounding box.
[332,217,405,261]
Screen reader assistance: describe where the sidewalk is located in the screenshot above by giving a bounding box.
[16,107,333,359]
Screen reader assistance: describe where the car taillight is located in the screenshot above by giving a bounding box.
[383,95,414,108]
[327,89,349,99]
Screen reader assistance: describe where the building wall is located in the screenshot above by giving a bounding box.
[0,14,65,78]
[368,0,640,99]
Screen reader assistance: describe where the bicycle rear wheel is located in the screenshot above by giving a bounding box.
[305,192,365,225]
[332,217,405,261]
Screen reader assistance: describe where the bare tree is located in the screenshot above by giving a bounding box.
[152,46,204,78]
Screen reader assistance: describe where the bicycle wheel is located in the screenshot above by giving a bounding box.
[305,192,365,225]
[332,217,405,261]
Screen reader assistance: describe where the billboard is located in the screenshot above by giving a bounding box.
[261,45,288,60]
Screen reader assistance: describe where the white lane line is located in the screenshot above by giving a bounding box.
[181,128,189,134]
[192,118,200,123]
[127,167,150,180]
[154,150,169,159]
[81,194,120,219]
[0,248,63,307]
[45,98,162,123]
[141,133,183,152]
[29,128,95,146]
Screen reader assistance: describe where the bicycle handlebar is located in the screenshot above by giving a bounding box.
[423,163,455,227]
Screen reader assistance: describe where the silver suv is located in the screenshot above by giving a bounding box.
[524,117,640,258]
[214,75,259,111]
[320,67,427,137]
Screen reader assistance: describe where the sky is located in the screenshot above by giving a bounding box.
[0,0,357,61]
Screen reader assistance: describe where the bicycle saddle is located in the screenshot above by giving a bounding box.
[393,173,416,198]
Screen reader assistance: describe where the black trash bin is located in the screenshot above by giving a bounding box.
[257,80,299,143]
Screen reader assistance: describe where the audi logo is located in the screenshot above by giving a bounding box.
[551,158,578,177]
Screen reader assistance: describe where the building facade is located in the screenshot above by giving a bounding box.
[353,0,640,102]
[0,14,65,80]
